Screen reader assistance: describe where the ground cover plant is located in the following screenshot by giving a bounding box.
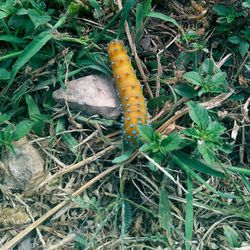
[0,0,250,249]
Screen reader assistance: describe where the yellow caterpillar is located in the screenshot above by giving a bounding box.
[107,40,148,144]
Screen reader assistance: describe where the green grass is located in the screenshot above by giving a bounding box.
[0,0,250,249]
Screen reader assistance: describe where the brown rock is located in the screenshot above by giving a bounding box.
[2,138,48,192]
[52,75,121,119]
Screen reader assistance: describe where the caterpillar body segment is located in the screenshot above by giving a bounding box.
[107,40,149,144]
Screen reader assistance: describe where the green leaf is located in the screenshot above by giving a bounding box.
[123,201,133,234]
[160,132,182,152]
[207,121,225,138]
[25,94,46,135]
[201,58,215,75]
[8,31,52,89]
[135,0,152,43]
[159,185,171,232]
[242,0,250,8]
[135,3,144,43]
[227,166,250,176]
[239,40,249,57]
[0,113,11,124]
[0,35,25,44]
[0,11,7,19]
[147,11,180,29]
[12,120,33,141]
[185,175,193,250]
[183,72,203,86]
[172,151,225,178]
[112,148,134,163]
[241,174,250,192]
[139,143,154,152]
[182,128,199,138]
[187,101,209,130]
[213,4,228,16]
[143,0,152,17]
[0,68,10,80]
[27,8,51,28]
[3,124,13,146]
[197,142,217,164]
[137,125,155,143]
[228,36,241,44]
[62,133,79,155]
[223,225,240,247]
[17,8,27,15]
[174,153,237,199]
[174,84,197,98]
[211,72,226,85]
[117,0,136,39]
[88,0,101,17]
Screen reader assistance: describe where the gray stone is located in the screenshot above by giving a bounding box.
[52,75,121,119]
[2,138,48,192]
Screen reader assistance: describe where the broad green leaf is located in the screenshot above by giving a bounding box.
[159,185,171,232]
[137,125,155,143]
[228,36,241,44]
[183,72,203,86]
[147,11,180,29]
[211,72,226,85]
[17,8,27,15]
[0,68,10,80]
[0,113,11,124]
[27,8,51,28]
[223,225,240,247]
[0,35,25,44]
[160,132,182,152]
[239,40,249,57]
[185,175,193,250]
[139,143,153,152]
[172,151,225,178]
[8,31,52,89]
[207,121,225,138]
[0,11,7,19]
[147,95,169,109]
[182,128,199,138]
[201,58,215,75]
[197,142,217,164]
[112,148,134,163]
[213,4,229,16]
[174,84,197,98]
[187,101,209,130]
[12,120,33,141]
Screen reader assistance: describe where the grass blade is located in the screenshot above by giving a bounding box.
[5,31,52,94]
[147,11,180,29]
[117,0,136,39]
[185,175,193,250]
[172,151,225,178]
[159,184,171,232]
[0,35,25,44]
